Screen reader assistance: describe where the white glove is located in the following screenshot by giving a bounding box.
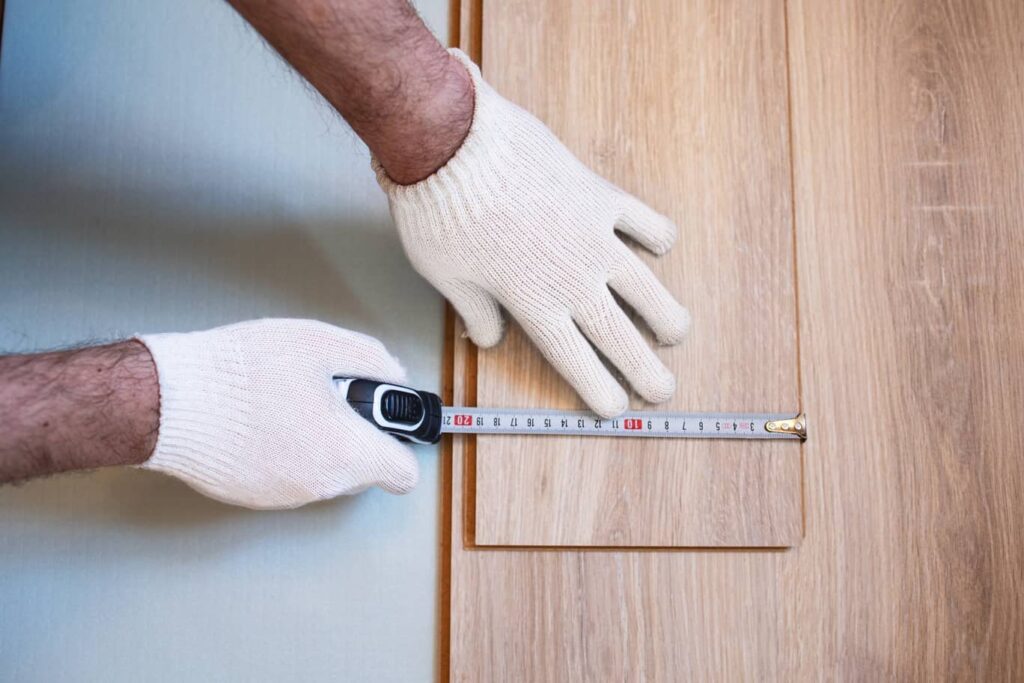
[374,49,690,418]
[137,319,418,509]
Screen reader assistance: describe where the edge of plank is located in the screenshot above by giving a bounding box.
[439,5,482,682]
[781,0,808,540]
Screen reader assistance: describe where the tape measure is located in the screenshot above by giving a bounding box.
[336,378,806,445]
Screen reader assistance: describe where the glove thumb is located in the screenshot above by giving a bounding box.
[343,410,420,495]
[436,280,505,348]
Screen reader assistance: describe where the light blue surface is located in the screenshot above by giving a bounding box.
[0,1,446,680]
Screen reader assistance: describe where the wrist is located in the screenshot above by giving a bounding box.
[372,49,515,207]
[370,51,475,185]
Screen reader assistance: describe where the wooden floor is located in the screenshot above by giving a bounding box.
[442,0,1024,679]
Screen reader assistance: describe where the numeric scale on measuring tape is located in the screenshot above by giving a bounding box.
[336,378,806,445]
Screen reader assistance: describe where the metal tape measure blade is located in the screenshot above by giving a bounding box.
[440,407,805,440]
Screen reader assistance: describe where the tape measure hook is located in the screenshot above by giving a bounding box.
[765,413,807,440]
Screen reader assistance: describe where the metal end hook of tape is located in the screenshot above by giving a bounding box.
[765,413,807,440]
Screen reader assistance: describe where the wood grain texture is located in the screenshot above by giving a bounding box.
[446,0,1024,677]
[472,0,803,547]
[785,0,1024,675]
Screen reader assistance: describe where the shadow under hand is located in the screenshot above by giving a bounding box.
[0,468,371,569]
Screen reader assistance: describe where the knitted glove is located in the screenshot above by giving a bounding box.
[137,319,418,509]
[374,49,690,418]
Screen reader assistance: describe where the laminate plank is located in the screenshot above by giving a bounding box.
[446,0,1024,677]
[783,0,1024,675]
[472,0,802,547]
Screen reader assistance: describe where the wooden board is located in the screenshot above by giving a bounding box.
[444,0,1024,677]
[471,0,802,547]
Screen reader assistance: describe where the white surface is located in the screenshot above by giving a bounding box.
[0,0,446,680]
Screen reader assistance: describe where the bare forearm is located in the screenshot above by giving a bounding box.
[0,341,159,483]
[227,0,473,184]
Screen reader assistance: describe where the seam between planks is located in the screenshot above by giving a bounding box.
[781,0,808,539]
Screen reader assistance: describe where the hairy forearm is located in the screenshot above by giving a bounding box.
[227,0,473,184]
[0,341,159,483]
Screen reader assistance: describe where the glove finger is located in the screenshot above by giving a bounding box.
[318,323,408,385]
[613,192,678,255]
[573,290,676,405]
[518,313,628,418]
[435,280,505,348]
[372,443,420,495]
[344,413,420,495]
[608,249,691,345]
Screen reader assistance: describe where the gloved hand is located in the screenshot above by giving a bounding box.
[137,319,418,509]
[374,49,690,418]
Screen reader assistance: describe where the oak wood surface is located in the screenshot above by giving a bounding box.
[785,0,1024,675]
[472,0,802,547]
[445,0,1024,677]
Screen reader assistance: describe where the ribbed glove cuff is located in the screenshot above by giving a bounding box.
[135,331,253,487]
